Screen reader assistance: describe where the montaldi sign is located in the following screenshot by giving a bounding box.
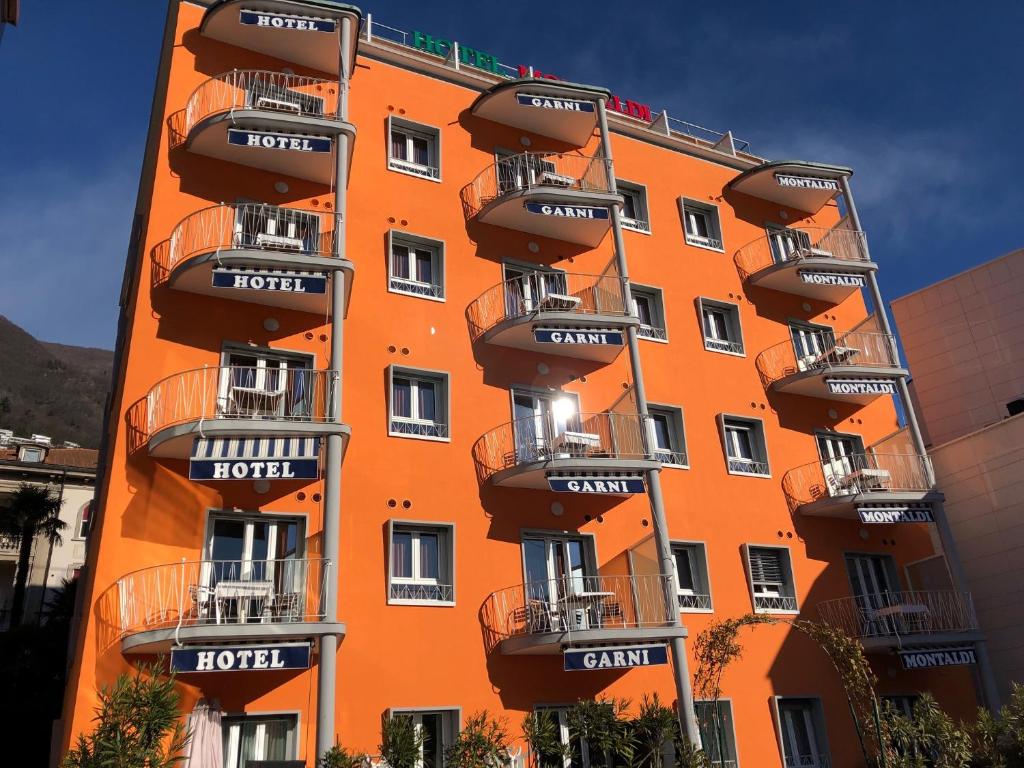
[411,31,503,74]
[212,269,327,294]
[858,505,934,524]
[516,66,652,122]
[548,476,646,494]
[826,378,897,396]
[899,647,976,670]
[525,203,610,219]
[239,10,336,32]
[799,271,866,287]
[534,329,625,346]
[564,644,668,672]
[171,643,311,673]
[516,93,596,113]
[775,174,841,191]
[228,129,332,153]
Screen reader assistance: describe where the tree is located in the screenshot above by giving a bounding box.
[380,713,424,768]
[444,711,511,768]
[62,663,188,768]
[0,484,65,627]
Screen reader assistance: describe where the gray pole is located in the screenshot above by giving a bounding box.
[596,100,701,747]
[317,15,353,760]
[839,176,1001,711]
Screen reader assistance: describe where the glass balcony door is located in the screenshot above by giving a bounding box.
[816,432,864,495]
[791,322,836,371]
[233,203,320,253]
[846,553,900,636]
[511,389,579,463]
[503,263,568,316]
[218,349,313,419]
[767,224,812,265]
[522,535,594,631]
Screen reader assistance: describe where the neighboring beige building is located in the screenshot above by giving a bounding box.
[893,248,1024,700]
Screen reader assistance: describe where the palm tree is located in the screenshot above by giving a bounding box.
[0,484,65,628]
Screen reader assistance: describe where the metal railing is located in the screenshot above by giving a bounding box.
[734,226,869,282]
[783,453,934,511]
[389,583,454,602]
[153,203,340,283]
[756,330,899,388]
[460,151,613,219]
[466,271,631,341]
[472,412,652,484]
[663,115,751,154]
[638,324,668,341]
[784,755,830,768]
[168,70,341,147]
[389,418,449,439]
[620,216,651,234]
[0,534,20,552]
[656,449,688,467]
[144,366,340,439]
[482,573,676,647]
[816,590,978,641]
[755,594,799,612]
[104,558,329,642]
[678,593,712,610]
[686,232,723,251]
[728,457,770,476]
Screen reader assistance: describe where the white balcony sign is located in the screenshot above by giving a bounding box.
[548,475,645,494]
[899,646,976,670]
[525,203,610,220]
[799,271,866,287]
[858,505,934,524]
[534,328,624,345]
[825,378,897,396]
[775,174,840,191]
[564,644,668,671]
[516,93,595,113]
[239,10,336,32]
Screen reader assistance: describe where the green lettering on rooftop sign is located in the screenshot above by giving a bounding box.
[412,30,503,74]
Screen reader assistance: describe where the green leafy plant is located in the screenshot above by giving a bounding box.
[319,743,368,768]
[62,662,187,768]
[380,714,424,768]
[445,710,511,768]
[522,710,569,768]
[566,697,635,767]
[629,694,680,767]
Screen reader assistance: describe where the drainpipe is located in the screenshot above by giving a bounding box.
[317,14,353,761]
[838,177,1000,711]
[596,100,701,747]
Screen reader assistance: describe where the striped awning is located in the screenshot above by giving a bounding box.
[213,266,327,280]
[189,436,320,481]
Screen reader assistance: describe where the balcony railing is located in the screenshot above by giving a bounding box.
[482,573,676,646]
[168,69,341,147]
[106,558,329,642]
[816,590,978,641]
[734,226,869,282]
[0,534,20,552]
[678,592,711,610]
[756,331,900,389]
[472,412,651,484]
[783,453,934,511]
[784,755,830,768]
[144,366,339,439]
[466,271,631,341]
[460,151,613,219]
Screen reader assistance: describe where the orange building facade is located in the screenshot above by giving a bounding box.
[58,2,996,766]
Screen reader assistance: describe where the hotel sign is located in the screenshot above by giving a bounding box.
[548,476,646,494]
[525,203,609,219]
[516,94,595,113]
[899,646,976,670]
[534,329,624,346]
[190,459,317,481]
[775,174,841,191]
[858,505,934,524]
[239,10,336,32]
[171,643,311,673]
[799,271,866,287]
[564,644,668,672]
[212,269,327,294]
[228,129,332,153]
[826,378,897,396]
[411,31,503,74]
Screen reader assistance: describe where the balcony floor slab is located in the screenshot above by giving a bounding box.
[476,188,622,247]
[481,313,639,363]
[499,626,688,655]
[798,490,944,519]
[771,365,908,403]
[490,457,660,492]
[746,257,878,302]
[121,620,346,655]
[148,418,350,460]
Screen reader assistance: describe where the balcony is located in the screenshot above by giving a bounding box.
[200,0,362,76]
[726,160,850,215]
[153,204,353,314]
[101,558,343,654]
[472,412,658,493]
[734,226,876,302]
[482,574,686,655]
[140,366,349,465]
[783,452,940,519]
[816,591,980,653]
[466,271,637,363]
[167,70,354,184]
[460,152,621,247]
[470,78,610,146]
[756,331,906,403]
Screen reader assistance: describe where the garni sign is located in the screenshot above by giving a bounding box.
[212,269,327,294]
[411,31,503,74]
[775,174,841,191]
[517,66,653,122]
[525,203,610,219]
[858,505,934,524]
[825,378,897,396]
[228,129,332,153]
[564,645,668,672]
[899,646,976,670]
[239,10,336,33]
[534,329,625,346]
[171,643,311,673]
[798,271,866,287]
[548,476,646,494]
[516,94,596,113]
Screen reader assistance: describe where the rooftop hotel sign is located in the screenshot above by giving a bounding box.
[411,31,503,74]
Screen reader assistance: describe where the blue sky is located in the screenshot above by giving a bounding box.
[2,1,1022,348]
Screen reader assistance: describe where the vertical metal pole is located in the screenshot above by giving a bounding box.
[317,14,353,761]
[839,176,1001,711]
[596,100,701,747]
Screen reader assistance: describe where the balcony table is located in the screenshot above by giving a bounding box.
[212,580,275,624]
[836,467,891,493]
[538,292,582,311]
[550,430,602,457]
[556,590,615,631]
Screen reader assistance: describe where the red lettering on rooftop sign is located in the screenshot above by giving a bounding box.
[516,65,652,123]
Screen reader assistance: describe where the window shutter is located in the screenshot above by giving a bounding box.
[750,548,784,585]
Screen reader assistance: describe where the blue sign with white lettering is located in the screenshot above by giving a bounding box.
[524,202,610,220]
[534,328,624,345]
[564,645,668,672]
[189,458,320,482]
[239,10,336,32]
[212,269,327,294]
[548,477,646,494]
[516,93,596,112]
[171,643,311,673]
[228,129,333,153]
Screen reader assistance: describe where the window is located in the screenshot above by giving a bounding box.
[522,534,598,632]
[389,710,459,768]
[672,542,711,611]
[699,299,744,355]
[533,706,602,768]
[774,698,829,768]
[389,367,449,440]
[388,522,454,604]
[696,700,738,767]
[388,117,441,180]
[1007,398,1024,417]
[632,284,667,341]
[617,180,650,233]
[218,347,314,419]
[75,501,92,540]
[882,695,920,719]
[790,322,836,371]
[767,224,815,264]
[745,545,798,613]
[18,446,44,463]
[222,714,298,768]
[719,416,770,477]
[389,231,444,300]
[680,198,723,251]
[649,406,687,467]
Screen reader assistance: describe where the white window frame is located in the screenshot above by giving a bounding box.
[387,230,445,301]
[699,298,745,356]
[387,115,442,182]
[770,696,830,768]
[386,708,461,768]
[695,698,740,767]
[221,712,300,768]
[648,404,688,468]
[74,501,92,540]
[717,414,770,477]
[18,446,45,463]
[631,283,668,342]
[387,520,455,606]
[217,344,315,419]
[616,179,651,234]
[387,365,450,442]
[671,541,712,612]
[743,544,799,614]
[679,197,724,251]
